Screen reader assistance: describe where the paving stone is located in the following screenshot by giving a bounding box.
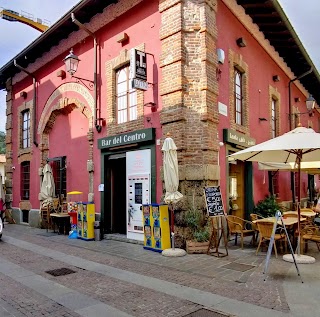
[4,224,319,315]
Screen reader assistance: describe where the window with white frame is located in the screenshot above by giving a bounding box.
[271,98,277,138]
[116,66,137,124]
[22,110,31,148]
[234,69,243,125]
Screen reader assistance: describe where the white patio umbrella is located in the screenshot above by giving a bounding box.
[40,163,56,202]
[161,134,185,257]
[229,126,320,261]
[258,161,320,174]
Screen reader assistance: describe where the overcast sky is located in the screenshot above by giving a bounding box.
[0,0,320,132]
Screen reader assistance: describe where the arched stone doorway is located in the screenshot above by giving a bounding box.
[38,83,95,202]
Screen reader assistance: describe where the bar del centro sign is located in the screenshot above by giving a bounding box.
[130,48,148,91]
[98,128,155,149]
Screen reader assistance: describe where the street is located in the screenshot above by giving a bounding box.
[0,224,318,317]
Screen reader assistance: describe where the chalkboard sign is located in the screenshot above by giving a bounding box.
[204,186,225,217]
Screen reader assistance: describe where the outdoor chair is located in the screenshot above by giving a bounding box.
[300,224,320,253]
[256,221,287,257]
[226,215,255,249]
[250,213,264,241]
[40,200,53,232]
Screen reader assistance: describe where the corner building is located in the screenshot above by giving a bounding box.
[1,0,320,241]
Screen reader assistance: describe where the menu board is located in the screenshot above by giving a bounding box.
[204,186,225,217]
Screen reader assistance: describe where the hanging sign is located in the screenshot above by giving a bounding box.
[204,186,225,217]
[130,48,148,90]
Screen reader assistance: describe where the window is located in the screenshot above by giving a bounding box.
[22,110,31,148]
[268,171,279,197]
[21,161,30,200]
[271,98,277,138]
[234,69,243,125]
[48,157,67,198]
[116,66,137,124]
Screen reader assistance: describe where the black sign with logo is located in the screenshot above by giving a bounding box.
[131,49,147,81]
[204,186,225,217]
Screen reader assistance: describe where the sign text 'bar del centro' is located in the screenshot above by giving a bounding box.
[98,128,155,149]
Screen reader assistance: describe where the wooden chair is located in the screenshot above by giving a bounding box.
[40,203,52,232]
[300,224,320,253]
[226,215,255,249]
[250,213,264,242]
[256,221,287,257]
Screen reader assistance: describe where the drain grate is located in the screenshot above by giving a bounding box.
[221,262,255,272]
[46,267,76,276]
[184,308,234,317]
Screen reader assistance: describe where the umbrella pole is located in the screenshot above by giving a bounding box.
[297,158,301,256]
[170,203,175,249]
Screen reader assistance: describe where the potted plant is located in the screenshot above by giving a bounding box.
[184,209,210,254]
[254,195,283,218]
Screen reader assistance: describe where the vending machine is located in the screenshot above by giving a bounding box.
[77,203,95,240]
[143,204,170,252]
[127,174,150,241]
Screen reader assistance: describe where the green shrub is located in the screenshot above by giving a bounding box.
[184,209,209,242]
[254,195,282,218]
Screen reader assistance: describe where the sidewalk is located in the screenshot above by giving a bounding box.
[2,223,320,317]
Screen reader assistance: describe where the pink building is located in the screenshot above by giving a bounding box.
[0,0,319,242]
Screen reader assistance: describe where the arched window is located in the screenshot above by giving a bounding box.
[116,66,137,124]
[234,69,243,125]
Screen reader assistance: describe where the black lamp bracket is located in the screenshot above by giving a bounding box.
[72,75,94,90]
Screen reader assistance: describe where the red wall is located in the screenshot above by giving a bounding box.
[216,1,319,206]
[11,0,163,211]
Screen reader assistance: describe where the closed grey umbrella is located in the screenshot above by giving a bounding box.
[162,134,186,256]
[40,163,56,202]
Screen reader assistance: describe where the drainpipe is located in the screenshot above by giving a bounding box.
[71,13,101,133]
[13,60,38,147]
[288,67,313,205]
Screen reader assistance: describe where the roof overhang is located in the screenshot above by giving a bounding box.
[236,0,320,103]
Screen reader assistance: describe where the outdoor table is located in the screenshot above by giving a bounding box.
[283,211,317,218]
[253,216,306,250]
[252,216,306,227]
[50,213,70,235]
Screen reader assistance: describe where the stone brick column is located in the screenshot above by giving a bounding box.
[4,78,14,223]
[159,0,220,210]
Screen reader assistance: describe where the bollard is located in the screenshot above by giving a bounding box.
[94,221,101,241]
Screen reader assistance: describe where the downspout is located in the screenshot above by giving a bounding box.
[13,60,38,147]
[288,67,313,205]
[71,13,101,133]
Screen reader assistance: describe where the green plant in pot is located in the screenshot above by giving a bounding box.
[184,209,210,253]
[254,195,283,218]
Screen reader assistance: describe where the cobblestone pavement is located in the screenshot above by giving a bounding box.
[1,224,319,316]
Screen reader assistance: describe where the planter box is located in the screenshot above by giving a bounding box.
[186,240,210,254]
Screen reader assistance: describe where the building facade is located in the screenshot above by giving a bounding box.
[1,0,320,240]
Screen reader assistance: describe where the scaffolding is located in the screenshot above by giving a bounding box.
[0,8,50,32]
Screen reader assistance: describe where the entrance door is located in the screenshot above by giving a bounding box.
[105,155,127,234]
[229,160,245,219]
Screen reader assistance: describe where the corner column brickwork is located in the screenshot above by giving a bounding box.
[159,0,220,210]
[4,79,14,222]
